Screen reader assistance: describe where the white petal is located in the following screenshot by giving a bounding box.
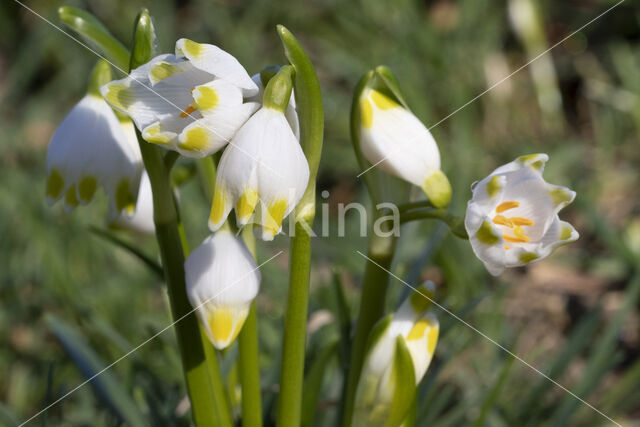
[175,39,258,97]
[108,170,155,234]
[360,89,441,189]
[185,230,260,349]
[210,108,309,240]
[468,220,507,276]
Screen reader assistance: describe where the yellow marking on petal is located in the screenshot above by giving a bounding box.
[510,217,534,226]
[182,39,203,58]
[406,319,429,341]
[513,226,526,237]
[143,124,171,145]
[476,220,500,245]
[370,90,400,110]
[194,86,219,111]
[65,185,79,207]
[360,98,373,129]
[178,127,209,151]
[550,188,573,206]
[503,234,530,243]
[505,244,510,250]
[560,226,573,240]
[115,179,135,214]
[208,309,234,344]
[518,154,545,170]
[236,188,258,220]
[492,215,514,228]
[180,104,197,118]
[210,187,227,226]
[486,175,503,197]
[519,252,539,263]
[422,170,452,208]
[78,176,97,202]
[149,62,184,83]
[264,199,288,237]
[46,169,64,199]
[496,200,519,213]
[103,84,132,110]
[427,325,439,355]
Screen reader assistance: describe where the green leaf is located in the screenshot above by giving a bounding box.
[277,25,324,221]
[89,226,163,278]
[373,65,410,110]
[46,314,146,427]
[332,269,352,368]
[386,336,417,427]
[58,6,130,71]
[473,353,515,427]
[301,340,338,427]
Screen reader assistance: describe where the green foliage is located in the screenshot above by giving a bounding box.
[2,0,640,426]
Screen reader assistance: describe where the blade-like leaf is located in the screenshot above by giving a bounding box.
[301,340,338,427]
[58,6,130,71]
[386,336,417,427]
[46,314,146,427]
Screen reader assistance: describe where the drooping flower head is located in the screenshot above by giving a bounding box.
[101,39,259,158]
[46,60,142,215]
[354,282,439,426]
[208,66,310,241]
[465,154,579,275]
[359,87,451,208]
[185,230,260,350]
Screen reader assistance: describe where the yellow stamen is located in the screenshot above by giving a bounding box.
[503,234,530,243]
[492,215,514,227]
[180,104,196,118]
[513,226,525,237]
[496,200,519,213]
[510,217,534,226]
[504,244,510,250]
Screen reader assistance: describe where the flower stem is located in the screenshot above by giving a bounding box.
[238,226,263,427]
[277,221,313,427]
[341,217,398,427]
[400,208,468,239]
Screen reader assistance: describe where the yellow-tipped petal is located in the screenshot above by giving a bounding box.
[115,179,136,214]
[422,170,452,208]
[78,176,97,203]
[209,186,228,228]
[236,188,258,223]
[65,185,79,208]
[262,198,288,240]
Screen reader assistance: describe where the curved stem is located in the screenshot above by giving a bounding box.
[397,199,435,213]
[400,209,468,239]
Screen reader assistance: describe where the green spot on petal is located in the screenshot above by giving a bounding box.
[519,252,539,263]
[422,170,452,208]
[178,127,209,151]
[150,62,184,83]
[65,185,79,207]
[78,176,97,203]
[486,175,503,197]
[560,226,573,240]
[46,169,64,200]
[476,220,500,245]
[194,86,219,111]
[104,84,133,110]
[550,188,573,206]
[409,287,434,313]
[115,179,136,213]
[182,39,203,58]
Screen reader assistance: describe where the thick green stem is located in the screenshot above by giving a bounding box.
[238,304,262,427]
[277,221,313,426]
[400,209,468,239]
[342,223,397,427]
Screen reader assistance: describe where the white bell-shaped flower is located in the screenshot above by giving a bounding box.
[185,230,260,350]
[46,61,142,215]
[354,282,439,426]
[465,154,579,276]
[209,67,310,241]
[108,171,154,234]
[359,88,451,207]
[101,38,259,158]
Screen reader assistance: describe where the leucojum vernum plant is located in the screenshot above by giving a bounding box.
[41,6,579,427]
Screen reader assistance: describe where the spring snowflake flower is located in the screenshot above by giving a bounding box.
[185,230,260,350]
[101,38,259,158]
[247,70,300,140]
[465,154,579,276]
[354,282,439,426]
[359,88,451,208]
[208,68,309,241]
[46,61,142,215]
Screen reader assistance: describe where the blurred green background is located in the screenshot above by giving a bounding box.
[1,0,639,425]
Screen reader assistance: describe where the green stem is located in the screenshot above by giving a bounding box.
[400,209,468,239]
[277,221,313,426]
[239,227,263,427]
[342,219,397,427]
[238,304,262,427]
[397,199,435,213]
